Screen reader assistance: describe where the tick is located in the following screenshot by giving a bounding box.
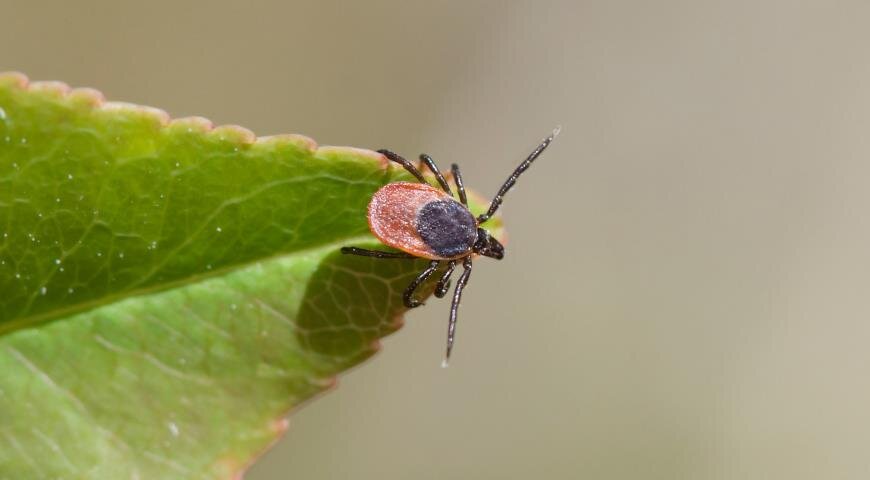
[342,127,559,365]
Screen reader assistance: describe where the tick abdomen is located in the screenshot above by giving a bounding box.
[367,182,477,260]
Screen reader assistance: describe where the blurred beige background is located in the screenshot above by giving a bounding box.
[5,0,870,478]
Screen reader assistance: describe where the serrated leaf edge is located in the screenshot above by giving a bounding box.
[0,72,400,332]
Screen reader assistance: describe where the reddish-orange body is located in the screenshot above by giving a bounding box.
[367,182,468,260]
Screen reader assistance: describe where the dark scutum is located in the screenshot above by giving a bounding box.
[416,200,478,258]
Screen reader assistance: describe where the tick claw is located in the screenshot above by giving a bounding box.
[435,281,452,298]
[405,299,424,308]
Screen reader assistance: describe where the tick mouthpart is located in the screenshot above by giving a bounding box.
[472,228,505,260]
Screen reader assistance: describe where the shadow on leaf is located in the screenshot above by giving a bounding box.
[295,244,434,372]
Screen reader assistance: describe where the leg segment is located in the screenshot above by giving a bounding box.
[434,260,456,298]
[377,149,427,184]
[450,163,468,206]
[419,154,453,196]
[477,127,560,223]
[341,247,417,259]
[403,260,441,308]
[444,256,473,365]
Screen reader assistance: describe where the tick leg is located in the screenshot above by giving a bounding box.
[419,154,453,196]
[478,127,559,223]
[377,149,427,184]
[450,163,468,206]
[341,247,417,259]
[444,256,473,366]
[403,260,441,308]
[434,260,457,298]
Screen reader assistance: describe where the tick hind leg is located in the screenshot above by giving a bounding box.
[340,247,417,259]
[403,260,441,308]
[434,260,457,298]
[419,154,453,196]
[444,256,473,366]
[377,149,428,184]
[378,149,456,198]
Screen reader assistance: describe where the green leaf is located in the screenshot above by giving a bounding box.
[0,73,503,479]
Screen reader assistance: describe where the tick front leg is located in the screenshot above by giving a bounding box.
[477,127,559,223]
[340,247,417,259]
[403,260,441,308]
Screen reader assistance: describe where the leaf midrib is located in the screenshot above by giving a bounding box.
[0,232,379,335]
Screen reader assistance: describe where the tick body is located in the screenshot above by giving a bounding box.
[368,183,477,260]
[342,127,559,365]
